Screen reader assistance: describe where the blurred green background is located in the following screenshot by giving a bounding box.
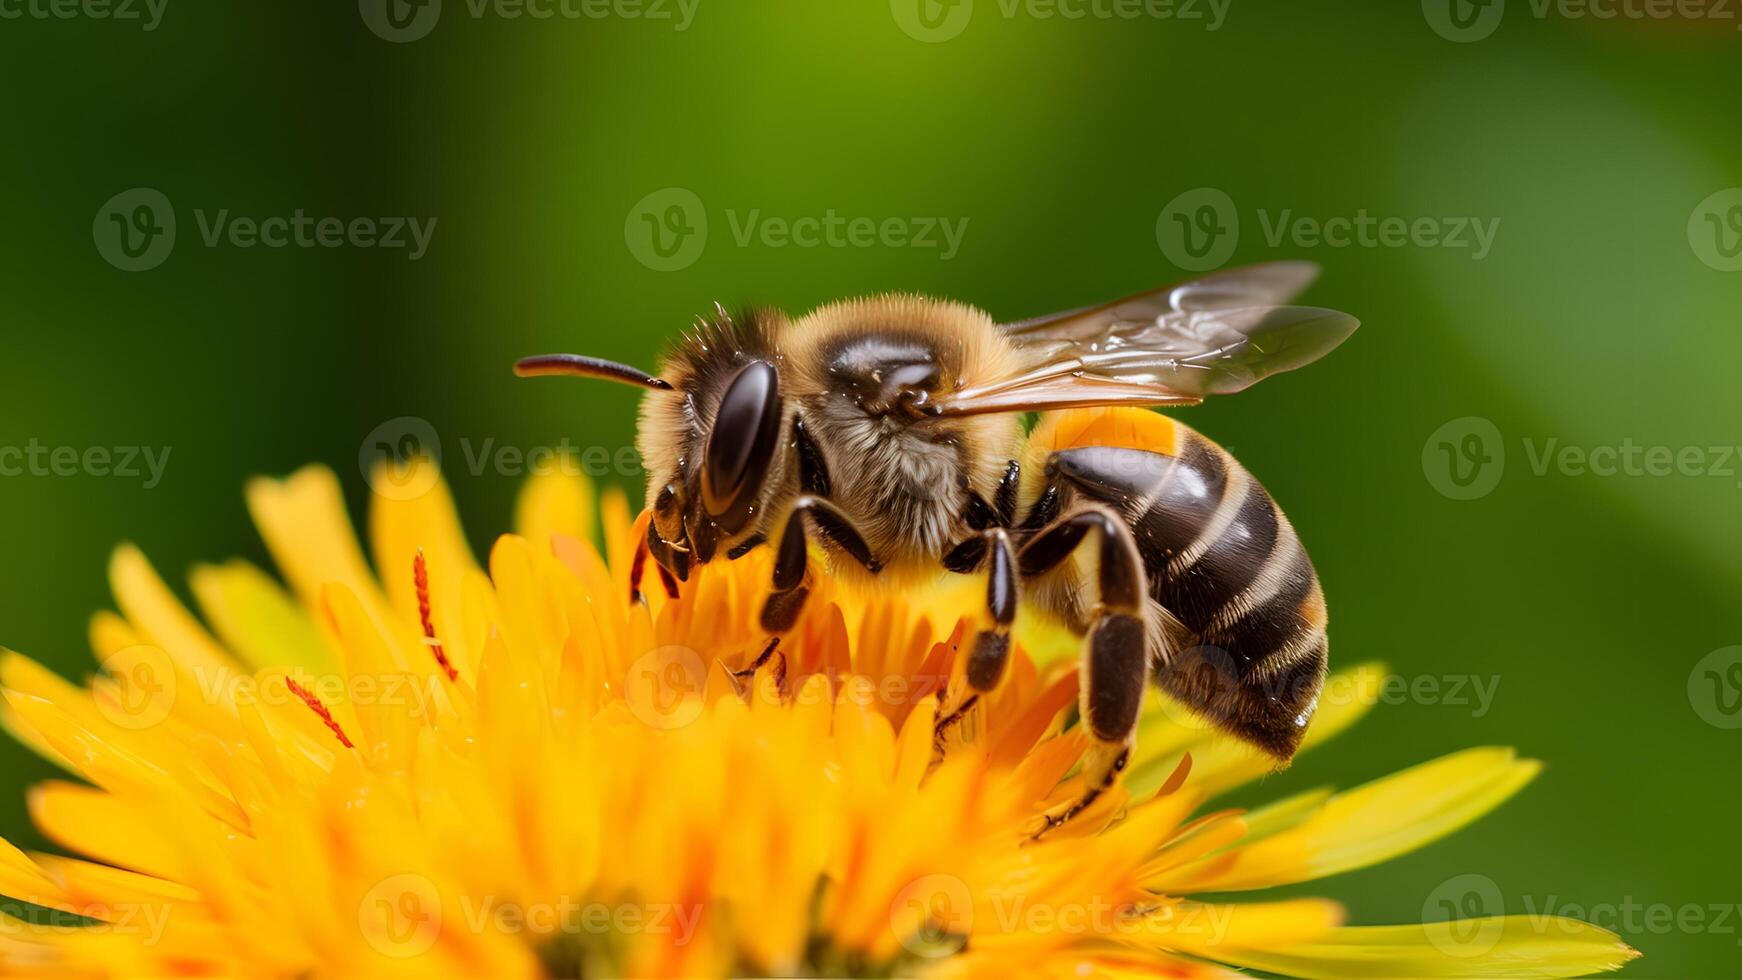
[3,0,1740,974]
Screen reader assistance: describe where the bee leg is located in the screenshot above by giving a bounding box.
[731,636,781,677]
[994,458,1022,526]
[793,415,831,497]
[932,695,978,747]
[1016,504,1149,839]
[725,533,766,560]
[654,565,680,600]
[757,495,881,635]
[727,635,783,697]
[960,460,1022,534]
[632,522,683,603]
[933,529,1018,749]
[629,532,651,605]
[968,528,1018,692]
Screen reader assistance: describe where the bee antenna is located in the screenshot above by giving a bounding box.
[513,353,673,391]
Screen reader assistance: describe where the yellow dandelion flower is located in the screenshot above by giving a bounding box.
[0,461,1639,978]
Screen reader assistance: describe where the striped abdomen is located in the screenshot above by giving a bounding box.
[1029,409,1328,759]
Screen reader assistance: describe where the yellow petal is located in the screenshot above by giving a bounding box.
[930,950,1246,979]
[487,535,568,684]
[190,560,333,674]
[0,650,88,775]
[0,837,64,909]
[1155,899,1344,957]
[319,584,423,770]
[1230,786,1335,845]
[32,853,200,908]
[600,485,637,581]
[27,782,187,882]
[108,544,238,684]
[1130,662,1387,799]
[515,462,598,551]
[246,466,396,635]
[83,614,245,742]
[1154,748,1540,893]
[2,686,249,834]
[1208,917,1639,978]
[368,462,482,681]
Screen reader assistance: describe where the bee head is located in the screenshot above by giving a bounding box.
[639,357,787,579]
[685,359,784,560]
[516,311,787,583]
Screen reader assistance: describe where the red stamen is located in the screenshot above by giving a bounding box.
[414,549,459,683]
[286,678,353,749]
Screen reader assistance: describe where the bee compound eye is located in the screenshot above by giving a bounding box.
[701,360,782,524]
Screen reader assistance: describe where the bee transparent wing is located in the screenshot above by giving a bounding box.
[1000,260,1324,338]
[935,262,1358,416]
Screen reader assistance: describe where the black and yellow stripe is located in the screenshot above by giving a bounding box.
[1028,408,1328,760]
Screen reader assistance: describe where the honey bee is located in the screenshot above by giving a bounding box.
[517,262,1357,829]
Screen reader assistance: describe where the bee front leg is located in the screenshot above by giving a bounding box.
[737,497,881,691]
[1016,504,1149,839]
[758,495,880,631]
[725,533,766,560]
[630,522,683,604]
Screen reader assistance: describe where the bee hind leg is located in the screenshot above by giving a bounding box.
[1016,504,1150,840]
